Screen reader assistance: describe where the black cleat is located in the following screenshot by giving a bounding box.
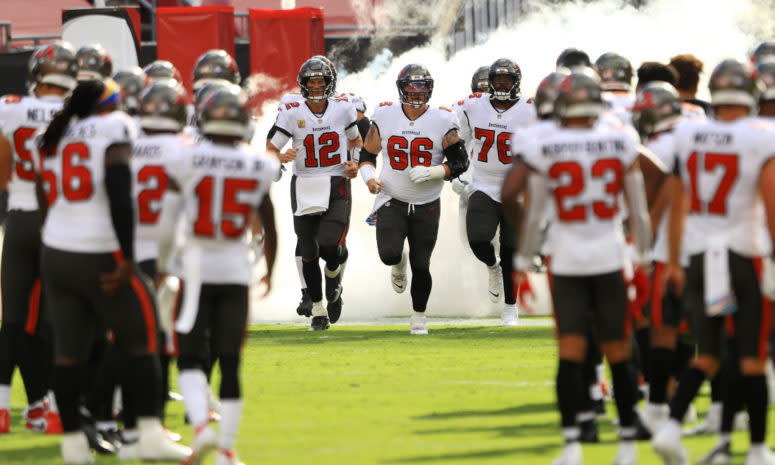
[83,423,118,455]
[593,399,607,418]
[296,289,312,317]
[309,316,330,331]
[328,296,343,324]
[579,419,599,443]
[695,441,731,464]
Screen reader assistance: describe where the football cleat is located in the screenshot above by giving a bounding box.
[327,296,343,324]
[215,449,246,465]
[643,403,670,435]
[82,421,117,455]
[744,447,775,465]
[391,252,408,294]
[410,314,428,335]
[61,431,95,465]
[501,304,519,326]
[296,288,313,317]
[613,441,637,465]
[325,264,344,303]
[309,316,330,331]
[695,440,731,465]
[0,408,9,433]
[137,417,191,462]
[487,261,503,302]
[550,442,583,465]
[181,424,217,465]
[652,420,690,465]
[24,399,47,432]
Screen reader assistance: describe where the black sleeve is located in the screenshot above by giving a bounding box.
[442,140,469,180]
[105,162,135,261]
[359,146,377,165]
[0,189,7,225]
[357,116,371,141]
[267,124,278,141]
[672,156,681,176]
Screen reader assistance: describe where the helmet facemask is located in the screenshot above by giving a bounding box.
[398,80,433,108]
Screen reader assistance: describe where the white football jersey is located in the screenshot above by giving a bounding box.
[165,140,278,284]
[0,94,63,210]
[132,133,190,263]
[516,120,641,275]
[647,129,696,264]
[456,93,536,202]
[370,102,459,205]
[42,112,136,253]
[272,98,358,178]
[672,117,775,258]
[603,91,635,126]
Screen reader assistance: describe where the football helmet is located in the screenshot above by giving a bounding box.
[631,81,682,140]
[198,84,249,137]
[113,67,147,115]
[752,40,775,66]
[556,48,592,71]
[396,64,434,107]
[28,41,79,91]
[298,58,334,102]
[757,57,775,102]
[311,55,337,92]
[143,60,182,83]
[534,70,571,119]
[488,58,521,101]
[192,49,241,91]
[138,78,187,132]
[76,44,112,81]
[470,66,490,93]
[553,69,604,120]
[708,58,761,108]
[595,52,633,91]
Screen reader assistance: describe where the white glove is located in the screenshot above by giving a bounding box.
[451,178,467,195]
[763,257,775,300]
[409,165,446,183]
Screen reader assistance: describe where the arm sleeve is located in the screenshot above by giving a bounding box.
[269,109,293,149]
[624,167,653,263]
[105,158,135,261]
[516,174,549,267]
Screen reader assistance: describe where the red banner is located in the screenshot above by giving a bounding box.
[156,6,235,93]
[247,8,324,114]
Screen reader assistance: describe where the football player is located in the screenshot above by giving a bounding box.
[268,58,361,330]
[757,58,775,119]
[454,58,536,325]
[36,78,190,463]
[669,54,711,114]
[75,44,112,81]
[112,67,148,116]
[267,56,368,319]
[0,41,77,435]
[651,59,775,465]
[470,66,490,93]
[556,48,592,71]
[162,84,278,465]
[358,64,469,335]
[143,60,183,84]
[510,70,653,465]
[751,40,775,66]
[595,52,635,124]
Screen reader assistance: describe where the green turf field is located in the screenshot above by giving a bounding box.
[0,320,767,464]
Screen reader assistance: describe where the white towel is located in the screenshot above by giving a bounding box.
[176,245,202,334]
[294,176,330,216]
[704,237,736,316]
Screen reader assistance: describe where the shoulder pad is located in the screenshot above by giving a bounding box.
[378,101,393,107]
[468,92,484,99]
[2,95,24,104]
[438,106,452,112]
[283,101,301,111]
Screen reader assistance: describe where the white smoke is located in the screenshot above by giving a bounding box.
[249,0,775,323]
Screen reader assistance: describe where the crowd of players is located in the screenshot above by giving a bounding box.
[0,36,775,465]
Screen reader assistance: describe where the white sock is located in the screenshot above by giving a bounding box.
[178,369,210,429]
[312,301,327,317]
[47,390,58,413]
[219,399,244,451]
[295,256,306,288]
[0,385,10,409]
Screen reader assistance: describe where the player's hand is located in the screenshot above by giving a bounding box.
[366,178,384,195]
[662,263,685,295]
[279,148,298,163]
[409,166,431,183]
[451,178,467,195]
[100,260,135,296]
[344,160,359,178]
[257,274,272,297]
